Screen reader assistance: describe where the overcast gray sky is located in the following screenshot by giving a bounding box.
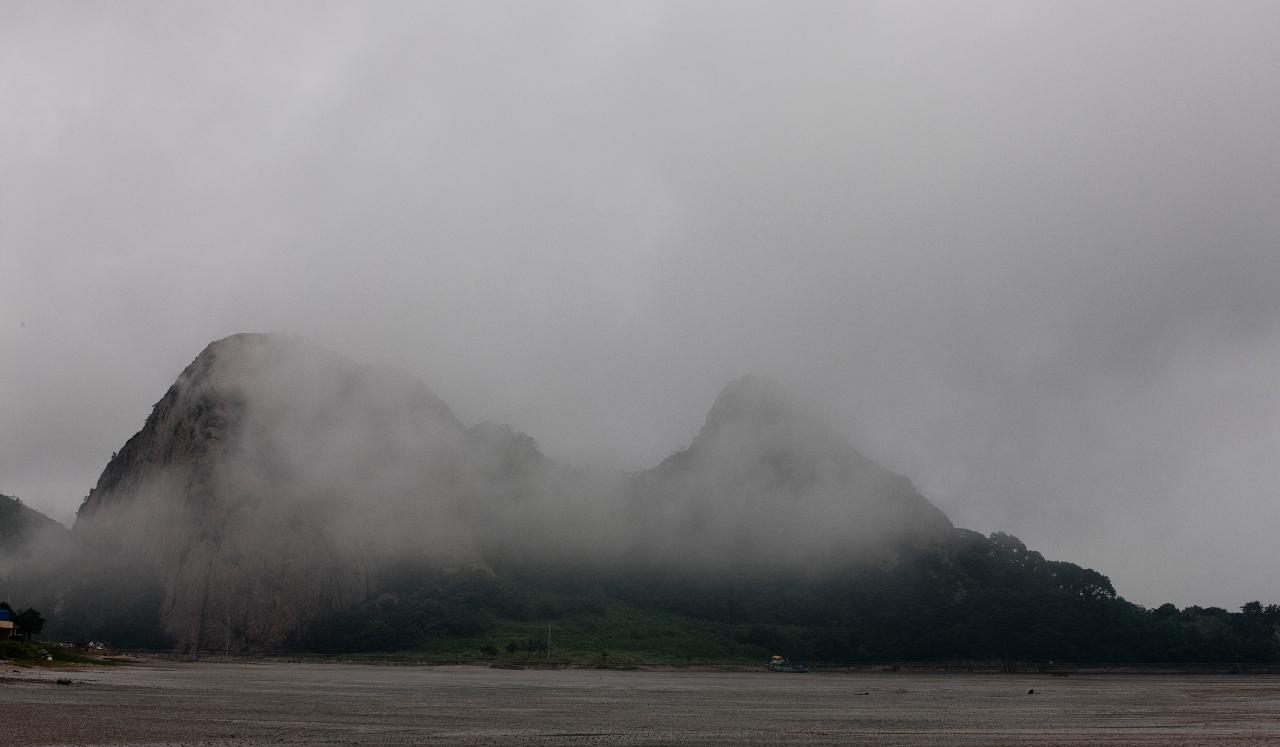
[3,1,1278,608]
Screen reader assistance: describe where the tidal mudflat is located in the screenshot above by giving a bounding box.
[4,662,1280,745]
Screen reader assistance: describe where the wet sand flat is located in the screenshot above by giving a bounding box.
[4,662,1280,745]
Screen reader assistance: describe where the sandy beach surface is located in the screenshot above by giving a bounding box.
[4,661,1280,745]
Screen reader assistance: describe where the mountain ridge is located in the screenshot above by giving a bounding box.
[23,335,1280,664]
[1,492,66,547]
[63,334,955,650]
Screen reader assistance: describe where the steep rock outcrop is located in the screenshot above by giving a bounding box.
[69,337,957,650]
[627,376,952,570]
[74,333,479,651]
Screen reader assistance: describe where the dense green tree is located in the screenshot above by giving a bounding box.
[15,607,44,641]
[164,529,1280,663]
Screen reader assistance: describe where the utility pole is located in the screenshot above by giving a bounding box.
[547,621,552,661]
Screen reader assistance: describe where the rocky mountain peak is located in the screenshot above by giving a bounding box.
[54,337,954,650]
[632,376,953,570]
[673,376,859,480]
[701,375,794,433]
[79,333,461,521]
[70,334,479,650]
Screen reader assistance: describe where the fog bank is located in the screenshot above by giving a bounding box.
[3,2,1279,607]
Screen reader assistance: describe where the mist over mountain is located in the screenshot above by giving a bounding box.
[48,334,949,650]
[71,334,506,647]
[1,492,63,545]
[18,333,1276,662]
[624,375,952,572]
[1,493,67,580]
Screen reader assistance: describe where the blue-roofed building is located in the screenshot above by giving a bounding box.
[0,608,13,639]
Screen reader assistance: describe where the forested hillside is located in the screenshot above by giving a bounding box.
[309,531,1280,664]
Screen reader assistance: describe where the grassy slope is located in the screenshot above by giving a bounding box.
[0,639,122,666]
[350,601,780,666]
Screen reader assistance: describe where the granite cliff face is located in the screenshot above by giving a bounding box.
[74,334,506,650]
[71,335,955,650]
